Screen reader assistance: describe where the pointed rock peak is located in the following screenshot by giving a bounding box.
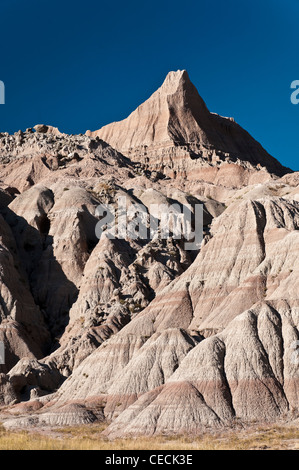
[160,69,190,93]
[165,69,187,80]
[162,70,189,87]
[88,70,290,179]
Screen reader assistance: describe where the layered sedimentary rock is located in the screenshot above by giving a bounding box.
[20,195,294,435]
[104,300,298,437]
[88,70,290,185]
[0,213,50,374]
[0,70,298,435]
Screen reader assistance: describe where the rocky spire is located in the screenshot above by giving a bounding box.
[87,70,290,179]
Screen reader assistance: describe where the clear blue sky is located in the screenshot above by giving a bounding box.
[1,0,299,170]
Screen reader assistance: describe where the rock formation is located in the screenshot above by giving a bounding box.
[88,70,290,184]
[0,70,298,435]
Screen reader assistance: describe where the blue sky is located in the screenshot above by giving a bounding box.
[0,0,299,170]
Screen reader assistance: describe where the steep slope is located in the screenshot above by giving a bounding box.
[88,70,290,184]
[8,195,297,433]
[0,72,297,435]
[0,213,50,375]
[0,125,215,403]
[105,300,298,437]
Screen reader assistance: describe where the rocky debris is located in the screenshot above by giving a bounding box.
[0,129,135,193]
[34,125,51,134]
[0,374,18,406]
[7,358,63,400]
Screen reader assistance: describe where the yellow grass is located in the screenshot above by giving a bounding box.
[0,423,298,450]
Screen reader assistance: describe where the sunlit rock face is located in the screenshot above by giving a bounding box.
[0,71,298,435]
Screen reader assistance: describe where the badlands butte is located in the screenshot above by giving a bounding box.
[0,69,298,437]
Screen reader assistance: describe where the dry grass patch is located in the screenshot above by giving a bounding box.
[0,423,298,450]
